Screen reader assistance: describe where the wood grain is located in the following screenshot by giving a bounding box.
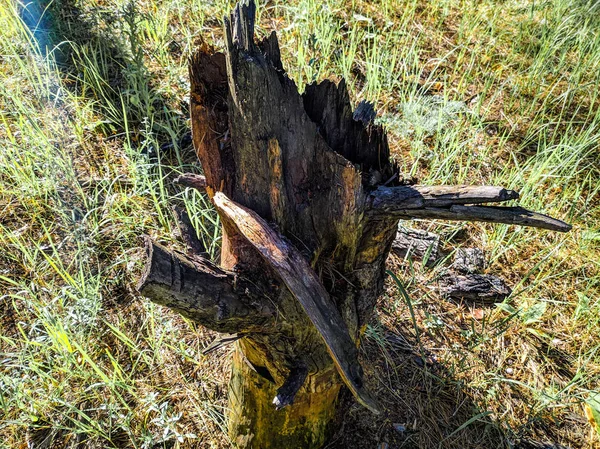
[137,237,274,333]
[214,192,381,414]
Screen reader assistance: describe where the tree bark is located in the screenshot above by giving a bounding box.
[135,1,572,447]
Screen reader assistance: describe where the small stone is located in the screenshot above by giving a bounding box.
[506,367,514,375]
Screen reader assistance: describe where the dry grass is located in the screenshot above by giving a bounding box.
[1,0,599,447]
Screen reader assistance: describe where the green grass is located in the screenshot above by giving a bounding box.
[1,0,598,447]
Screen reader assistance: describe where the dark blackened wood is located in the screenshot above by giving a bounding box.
[368,185,519,212]
[273,360,309,410]
[137,237,275,333]
[303,81,393,181]
[392,226,440,266]
[452,248,486,274]
[214,192,381,413]
[403,205,572,232]
[439,273,512,301]
[188,2,400,444]
[172,206,207,256]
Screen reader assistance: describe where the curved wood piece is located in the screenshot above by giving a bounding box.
[213,192,381,414]
[137,237,275,333]
[272,360,309,410]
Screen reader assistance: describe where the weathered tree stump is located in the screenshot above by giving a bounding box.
[136,2,571,447]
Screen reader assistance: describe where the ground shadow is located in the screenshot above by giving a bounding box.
[327,317,507,449]
[19,0,193,161]
[325,276,576,449]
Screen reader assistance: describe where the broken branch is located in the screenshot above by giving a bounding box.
[137,236,274,333]
[367,185,571,232]
[400,205,572,232]
[172,205,207,255]
[174,173,208,193]
[369,185,519,212]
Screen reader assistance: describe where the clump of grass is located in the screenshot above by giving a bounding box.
[1,0,599,447]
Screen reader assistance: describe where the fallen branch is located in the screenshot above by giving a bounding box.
[392,226,440,266]
[439,273,512,301]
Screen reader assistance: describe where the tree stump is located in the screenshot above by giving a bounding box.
[136,1,571,447]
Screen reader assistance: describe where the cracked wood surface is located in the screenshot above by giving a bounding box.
[214,191,381,413]
[137,237,275,333]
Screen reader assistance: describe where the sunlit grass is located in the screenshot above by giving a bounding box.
[1,0,598,447]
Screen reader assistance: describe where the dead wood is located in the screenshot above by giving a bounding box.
[133,0,573,446]
[401,205,571,232]
[273,361,309,410]
[439,273,512,301]
[392,226,440,265]
[137,237,275,333]
[172,205,207,256]
[452,248,486,274]
[174,173,208,193]
[214,191,381,413]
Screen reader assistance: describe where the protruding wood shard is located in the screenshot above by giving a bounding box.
[174,173,207,193]
[404,205,572,232]
[137,237,274,333]
[369,185,519,210]
[273,361,309,410]
[172,205,207,256]
[368,185,571,232]
[213,192,381,414]
[202,333,243,355]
